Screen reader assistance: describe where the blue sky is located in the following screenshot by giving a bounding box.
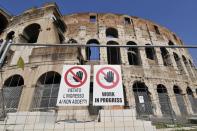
[0,0,197,63]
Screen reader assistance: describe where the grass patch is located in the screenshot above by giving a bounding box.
[155,123,168,129]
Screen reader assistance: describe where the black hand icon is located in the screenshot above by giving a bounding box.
[73,71,83,82]
[104,71,114,83]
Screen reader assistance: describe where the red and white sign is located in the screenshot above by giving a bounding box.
[57,65,90,106]
[93,65,124,106]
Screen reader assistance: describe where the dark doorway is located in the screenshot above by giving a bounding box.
[127,41,141,65]
[86,39,100,61]
[133,82,153,117]
[106,27,118,38]
[107,41,121,64]
[187,87,197,113]
[22,23,41,43]
[0,13,8,35]
[173,86,188,116]
[31,71,61,111]
[157,84,174,117]
[145,44,156,60]
[160,48,172,66]
[2,75,24,112]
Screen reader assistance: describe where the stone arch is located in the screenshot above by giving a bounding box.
[160,47,172,66]
[186,87,197,113]
[107,41,121,64]
[133,81,153,117]
[157,84,174,117]
[86,39,100,60]
[106,27,118,38]
[31,71,61,111]
[2,74,24,112]
[173,85,188,116]
[21,23,41,43]
[127,41,141,65]
[145,44,156,61]
[182,55,193,77]
[173,52,185,74]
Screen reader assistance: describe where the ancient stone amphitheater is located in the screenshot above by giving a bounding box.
[0,2,196,131]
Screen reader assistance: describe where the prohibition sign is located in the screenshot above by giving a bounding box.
[64,66,87,88]
[96,67,119,89]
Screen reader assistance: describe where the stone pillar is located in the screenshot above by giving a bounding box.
[182,90,194,115]
[37,19,60,44]
[18,86,35,111]
[155,47,163,66]
[167,86,181,116]
[148,83,162,117]
[99,26,108,64]
[169,51,179,71]
[139,48,149,68]
[125,80,135,107]
[119,40,128,65]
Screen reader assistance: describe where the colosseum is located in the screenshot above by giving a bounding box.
[0,2,196,131]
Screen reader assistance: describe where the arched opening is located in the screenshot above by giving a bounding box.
[31,71,61,111]
[160,48,172,66]
[127,41,141,65]
[107,41,121,64]
[86,39,100,61]
[168,40,174,46]
[0,13,8,35]
[173,86,188,116]
[22,23,41,43]
[182,55,193,77]
[145,44,156,61]
[173,52,185,74]
[133,81,153,117]
[2,75,24,112]
[6,31,15,42]
[186,87,197,113]
[106,27,118,38]
[157,84,174,117]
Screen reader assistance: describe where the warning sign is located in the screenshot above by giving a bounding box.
[57,65,90,106]
[93,65,124,106]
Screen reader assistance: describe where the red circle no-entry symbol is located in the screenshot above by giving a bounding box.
[96,67,119,89]
[64,66,87,88]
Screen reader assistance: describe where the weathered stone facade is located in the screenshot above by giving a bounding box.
[0,2,196,127]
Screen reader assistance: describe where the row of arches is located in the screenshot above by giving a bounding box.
[1,72,197,116]
[4,26,118,44]
[133,81,197,118]
[1,72,61,112]
[5,23,41,43]
[84,39,194,75]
